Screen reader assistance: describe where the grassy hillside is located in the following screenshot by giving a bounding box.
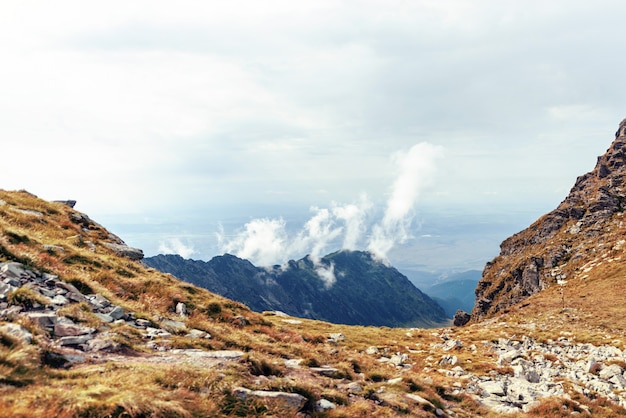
[1,189,626,417]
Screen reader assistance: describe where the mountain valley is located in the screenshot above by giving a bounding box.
[3,119,626,416]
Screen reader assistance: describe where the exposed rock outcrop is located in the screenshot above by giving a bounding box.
[473,118,626,320]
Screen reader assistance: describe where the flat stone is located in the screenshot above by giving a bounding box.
[88,294,111,309]
[315,399,336,412]
[51,294,70,305]
[55,282,86,303]
[42,245,65,253]
[24,312,58,329]
[233,387,307,412]
[103,243,144,261]
[284,359,303,368]
[54,322,95,337]
[94,313,114,323]
[161,319,186,333]
[479,381,506,397]
[57,334,94,346]
[185,329,210,339]
[281,319,302,325]
[87,337,119,352]
[406,393,435,408]
[145,327,172,339]
[107,306,125,320]
[328,333,345,343]
[134,318,152,328]
[1,263,27,279]
[310,367,339,377]
[0,323,33,343]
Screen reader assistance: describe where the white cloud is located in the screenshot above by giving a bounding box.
[368,143,443,262]
[158,238,196,258]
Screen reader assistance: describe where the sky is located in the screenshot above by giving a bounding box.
[3,1,626,275]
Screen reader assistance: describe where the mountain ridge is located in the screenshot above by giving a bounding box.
[144,250,449,328]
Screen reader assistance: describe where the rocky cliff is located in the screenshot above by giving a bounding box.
[145,250,448,328]
[473,118,626,320]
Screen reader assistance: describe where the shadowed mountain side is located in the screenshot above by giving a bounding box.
[144,250,448,328]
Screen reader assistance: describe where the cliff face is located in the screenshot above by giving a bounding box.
[473,118,626,320]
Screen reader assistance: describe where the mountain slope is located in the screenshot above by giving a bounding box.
[144,250,448,327]
[473,118,626,320]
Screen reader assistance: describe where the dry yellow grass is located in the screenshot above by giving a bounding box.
[1,189,626,416]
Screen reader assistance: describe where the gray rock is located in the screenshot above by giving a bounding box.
[88,294,111,309]
[185,329,210,339]
[284,359,303,368]
[347,382,363,394]
[24,311,58,329]
[479,381,506,397]
[54,322,95,337]
[107,306,125,320]
[310,367,339,377]
[599,364,624,380]
[87,336,119,352]
[94,313,114,323]
[0,282,17,298]
[161,319,186,333]
[405,393,435,408]
[1,262,27,279]
[50,294,69,306]
[315,399,336,412]
[145,327,172,339]
[390,353,409,366]
[57,334,94,347]
[53,200,76,208]
[442,339,463,351]
[176,302,187,317]
[0,323,33,343]
[55,282,86,302]
[233,387,307,412]
[42,245,65,253]
[103,243,144,261]
[187,350,244,360]
[135,318,152,328]
[328,333,345,343]
[365,346,380,355]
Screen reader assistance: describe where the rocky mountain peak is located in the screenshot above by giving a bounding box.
[473,118,626,320]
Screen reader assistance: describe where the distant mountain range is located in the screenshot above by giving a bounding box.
[144,250,448,328]
[423,270,480,317]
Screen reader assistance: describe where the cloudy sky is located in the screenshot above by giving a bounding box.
[2,1,625,272]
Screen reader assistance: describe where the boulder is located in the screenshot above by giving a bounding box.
[103,243,144,261]
[176,302,187,317]
[453,310,471,326]
[233,387,307,412]
[315,399,336,412]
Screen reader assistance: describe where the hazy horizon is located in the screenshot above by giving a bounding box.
[3,1,624,280]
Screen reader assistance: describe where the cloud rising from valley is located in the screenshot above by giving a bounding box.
[217,143,442,285]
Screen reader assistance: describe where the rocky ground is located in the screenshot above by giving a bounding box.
[3,259,626,416]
